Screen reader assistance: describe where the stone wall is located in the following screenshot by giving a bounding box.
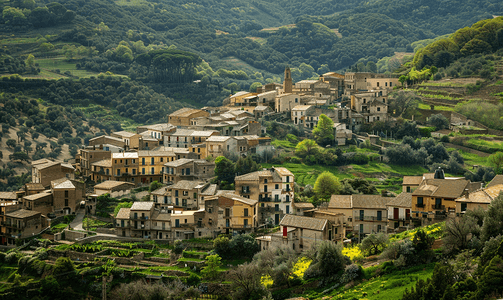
[64,229,88,241]
[76,235,146,244]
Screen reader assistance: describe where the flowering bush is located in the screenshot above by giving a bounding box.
[290,257,312,279]
[261,275,273,288]
[342,245,363,261]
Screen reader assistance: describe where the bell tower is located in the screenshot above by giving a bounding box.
[283,66,292,93]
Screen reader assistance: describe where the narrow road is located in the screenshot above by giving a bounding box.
[70,209,85,230]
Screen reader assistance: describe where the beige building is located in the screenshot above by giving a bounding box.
[136,123,176,141]
[350,92,388,123]
[88,135,125,148]
[455,184,503,215]
[78,149,111,177]
[90,159,113,182]
[234,167,294,225]
[328,194,389,238]
[51,179,85,215]
[205,136,236,157]
[93,180,135,196]
[291,105,312,125]
[256,214,344,253]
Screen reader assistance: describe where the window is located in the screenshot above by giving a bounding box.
[142,158,145,165]
[175,190,179,197]
[151,157,155,165]
[406,186,411,192]
[275,184,279,189]
[244,208,248,217]
[64,190,68,197]
[264,185,268,192]
[106,169,109,175]
[377,225,382,232]
[142,168,145,175]
[377,211,382,221]
[117,169,121,176]
[193,193,197,199]
[461,203,467,212]
[286,176,290,183]
[264,179,268,184]
[286,205,290,214]
[275,195,279,202]
[377,107,381,112]
[417,197,424,207]
[125,159,128,165]
[151,167,155,174]
[359,224,364,233]
[286,195,290,202]
[275,204,279,211]
[132,159,135,164]
[65,199,68,206]
[359,210,364,221]
[244,219,248,227]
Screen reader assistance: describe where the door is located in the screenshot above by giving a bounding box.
[405,209,410,220]
[175,219,180,228]
[275,214,280,225]
[393,208,399,220]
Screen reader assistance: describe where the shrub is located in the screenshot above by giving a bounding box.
[341,264,363,283]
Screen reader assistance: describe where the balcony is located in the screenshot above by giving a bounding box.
[356,216,387,222]
[131,216,149,220]
[258,197,272,202]
[432,204,445,210]
[241,189,251,194]
[415,203,425,208]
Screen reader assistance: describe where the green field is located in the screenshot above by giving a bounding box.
[418,103,455,111]
[456,149,491,167]
[35,57,100,79]
[464,138,503,154]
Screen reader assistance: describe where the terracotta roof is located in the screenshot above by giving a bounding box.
[386,193,412,208]
[0,192,16,200]
[329,195,352,209]
[351,195,388,209]
[138,123,175,131]
[413,179,470,198]
[487,175,503,188]
[280,214,327,231]
[24,190,52,200]
[25,183,45,190]
[53,180,75,189]
[92,159,112,168]
[116,208,131,219]
[89,135,123,142]
[164,158,193,167]
[169,108,204,118]
[220,193,257,206]
[402,176,423,186]
[113,131,137,138]
[206,136,232,142]
[6,209,40,219]
[293,202,314,209]
[112,152,138,159]
[201,184,218,196]
[130,201,155,211]
[170,180,204,190]
[94,181,134,190]
[483,184,503,199]
[151,186,169,196]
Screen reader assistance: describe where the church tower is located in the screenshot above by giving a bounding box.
[283,66,292,94]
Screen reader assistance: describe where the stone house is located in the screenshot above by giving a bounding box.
[93,180,135,196]
[128,202,155,239]
[234,167,294,226]
[90,159,113,182]
[291,105,312,125]
[0,200,22,245]
[205,136,236,157]
[256,90,278,107]
[344,72,376,96]
[2,209,47,245]
[78,148,111,177]
[320,72,345,98]
[136,123,177,142]
[88,135,125,148]
[412,178,482,225]
[22,191,53,216]
[111,131,143,150]
[163,158,215,184]
[111,152,139,184]
[31,159,75,188]
[275,93,301,112]
[253,106,273,118]
[168,108,210,126]
[229,91,257,107]
[51,179,85,215]
[350,92,388,123]
[386,192,412,230]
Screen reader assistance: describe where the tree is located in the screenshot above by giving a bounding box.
[361,232,389,255]
[201,254,222,280]
[388,91,420,117]
[6,139,16,148]
[215,156,236,184]
[443,216,478,254]
[52,257,75,277]
[488,152,503,174]
[249,82,262,92]
[229,234,260,259]
[313,114,334,146]
[235,156,260,176]
[149,180,163,192]
[366,61,377,73]
[314,171,341,201]
[295,139,320,158]
[25,54,35,68]
[428,113,449,130]
[228,262,267,300]
[481,193,503,242]
[306,241,347,278]
[213,235,231,258]
[39,42,54,56]
[16,131,25,143]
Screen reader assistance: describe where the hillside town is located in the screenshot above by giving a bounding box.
[0,68,500,253]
